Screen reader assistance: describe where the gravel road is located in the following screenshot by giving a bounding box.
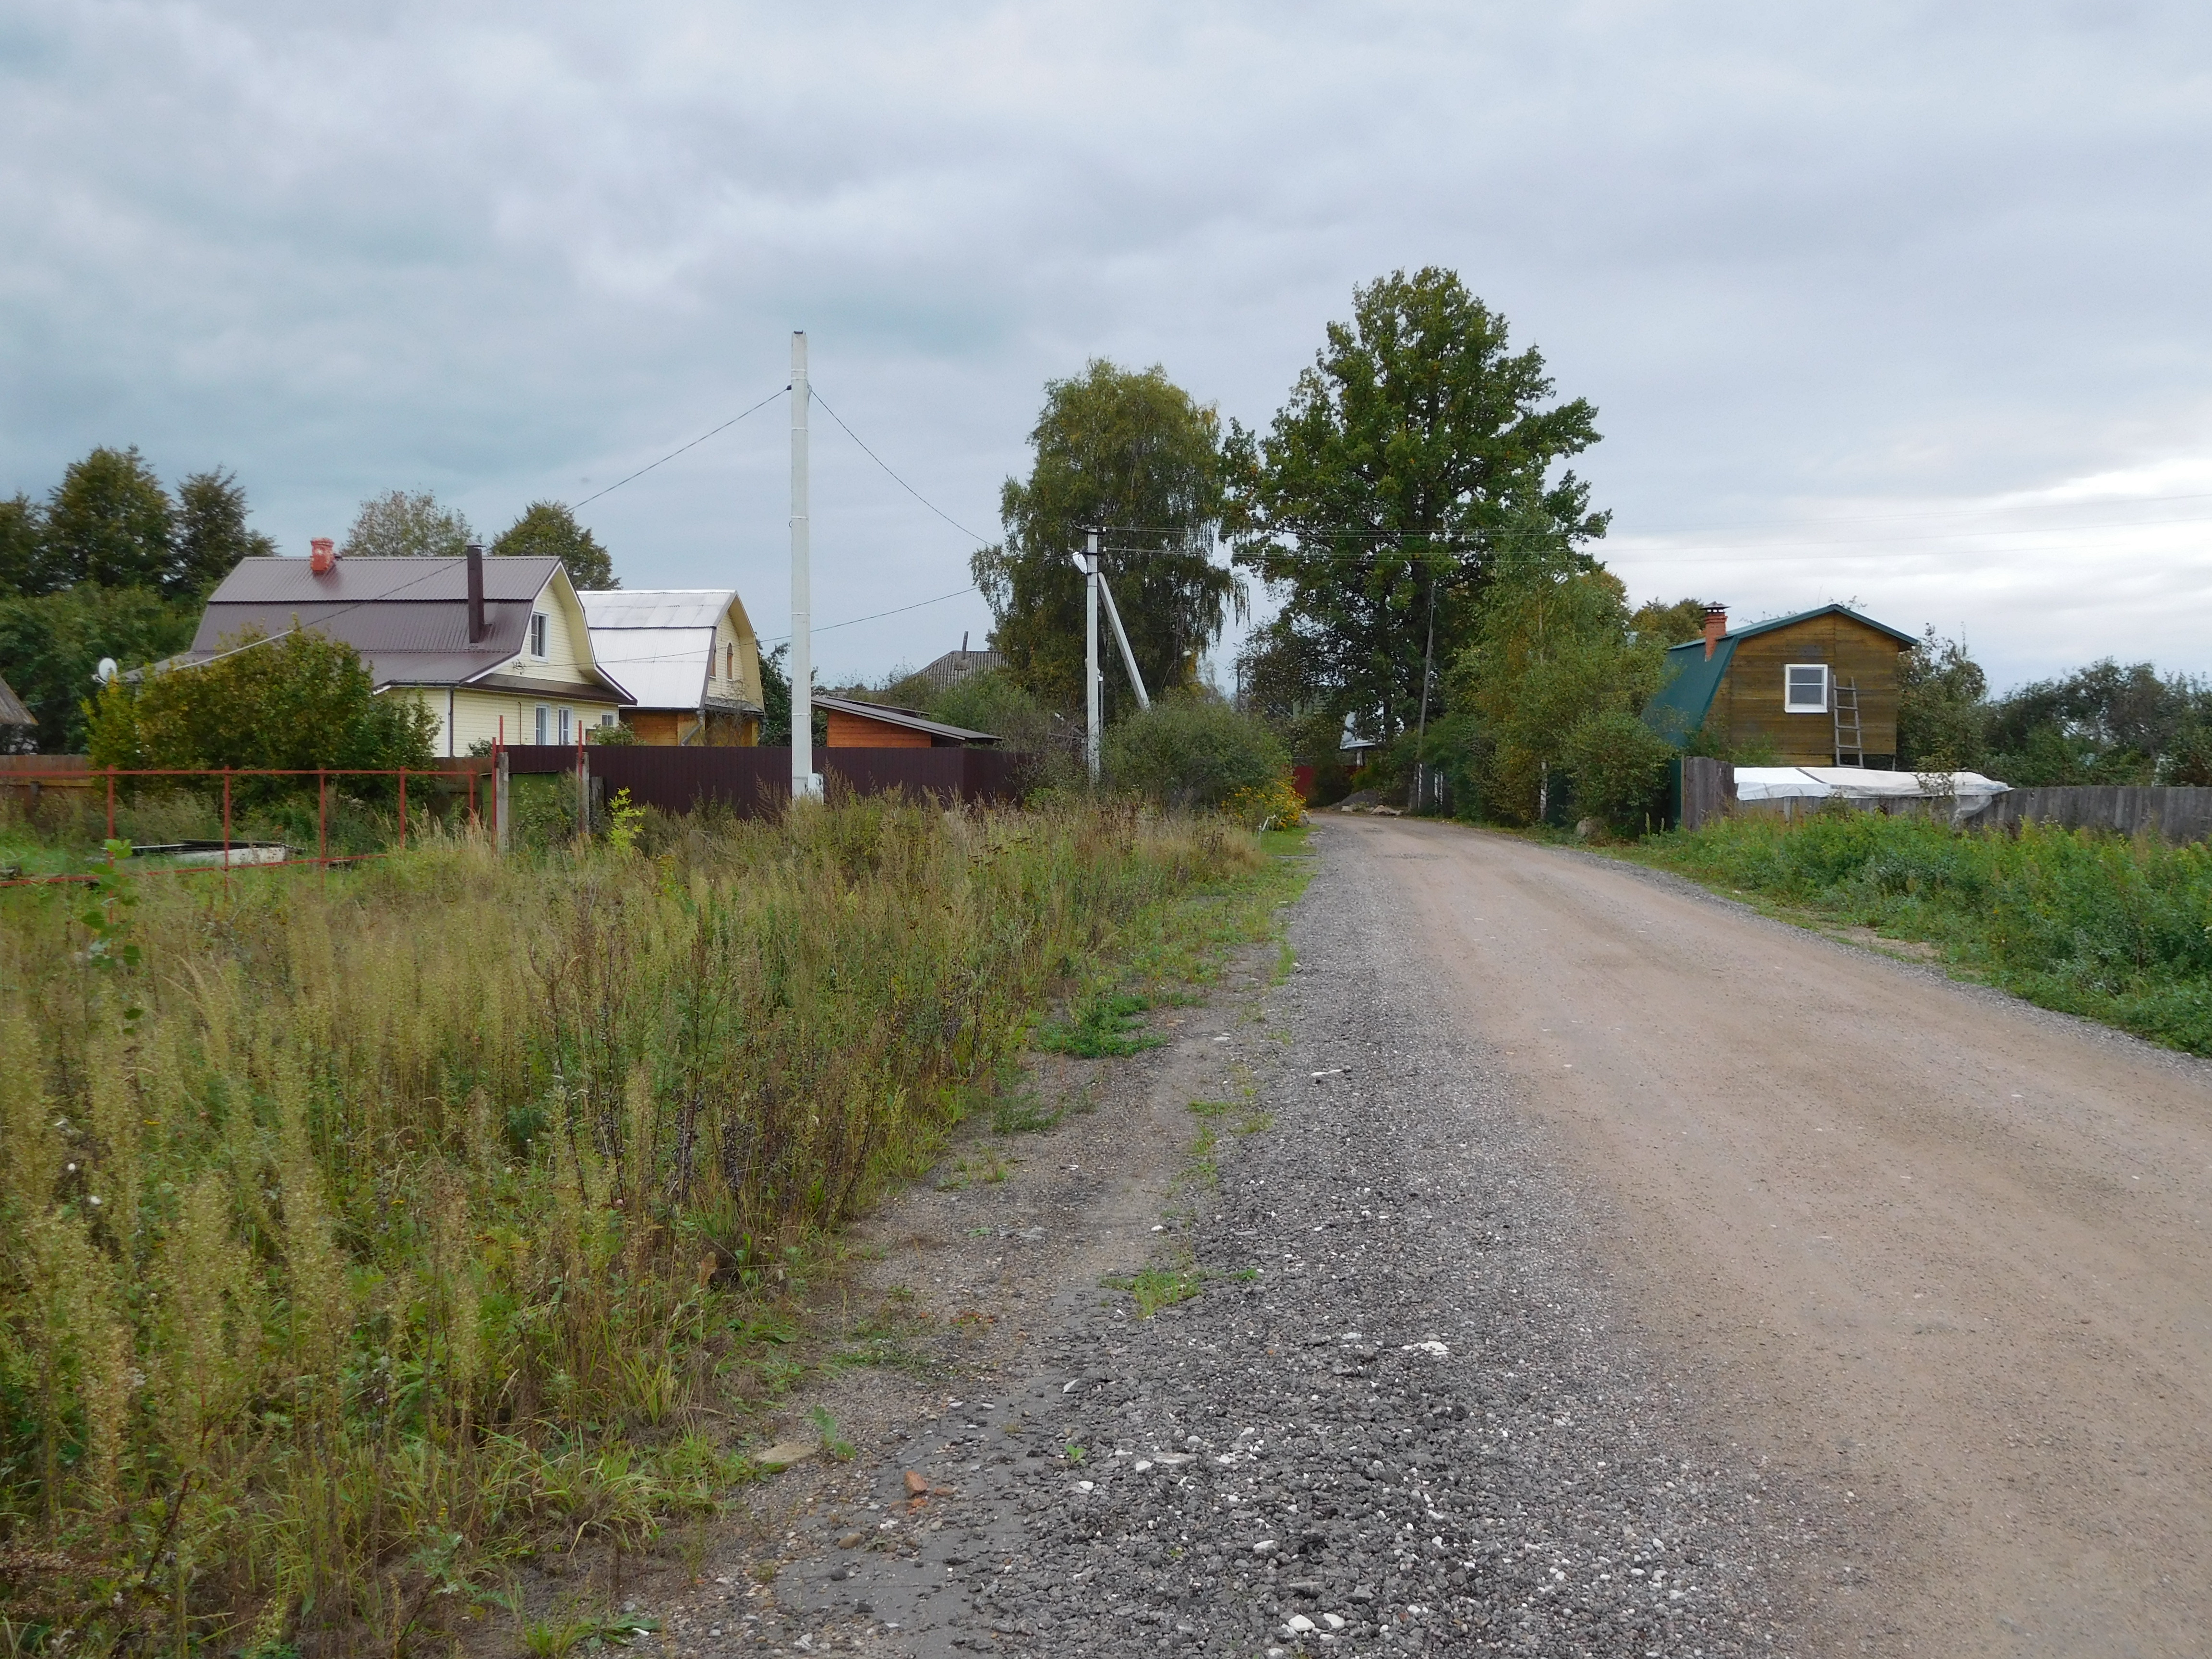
[699,824,1827,1659]
[666,815,2211,1659]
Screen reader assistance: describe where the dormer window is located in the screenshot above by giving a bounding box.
[1784,663,1830,713]
[530,613,549,659]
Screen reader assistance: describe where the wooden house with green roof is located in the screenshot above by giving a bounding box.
[1644,603,1919,767]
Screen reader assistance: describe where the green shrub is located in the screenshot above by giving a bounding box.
[86,625,435,801]
[1563,709,1673,832]
[1105,693,1288,810]
[1642,814,2212,1053]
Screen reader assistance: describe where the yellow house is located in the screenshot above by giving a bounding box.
[182,545,633,754]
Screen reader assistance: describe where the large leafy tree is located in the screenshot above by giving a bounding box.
[0,494,41,598]
[343,488,473,558]
[493,500,616,589]
[173,468,277,596]
[973,361,1242,709]
[1896,628,1990,770]
[1226,268,1607,748]
[1983,658,2212,785]
[1451,545,1666,825]
[0,585,199,751]
[41,446,175,589]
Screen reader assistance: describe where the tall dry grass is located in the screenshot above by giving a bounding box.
[0,796,1256,1653]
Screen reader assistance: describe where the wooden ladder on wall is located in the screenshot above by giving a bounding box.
[1833,678,1865,766]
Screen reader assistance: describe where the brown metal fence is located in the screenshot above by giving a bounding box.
[504,744,1020,817]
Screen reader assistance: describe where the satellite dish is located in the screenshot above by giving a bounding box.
[94,657,119,686]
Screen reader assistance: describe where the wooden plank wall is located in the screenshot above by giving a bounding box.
[1982,786,2212,844]
[1719,616,1907,763]
[826,709,933,749]
[1680,757,1736,830]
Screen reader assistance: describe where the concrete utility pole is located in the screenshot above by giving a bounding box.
[790,331,820,800]
[1083,527,1102,784]
[1097,568,1150,710]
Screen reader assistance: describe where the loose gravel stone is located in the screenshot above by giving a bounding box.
[725,833,1822,1656]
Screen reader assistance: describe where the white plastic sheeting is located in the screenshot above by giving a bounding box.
[1732,767,2010,803]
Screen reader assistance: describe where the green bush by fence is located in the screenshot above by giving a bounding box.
[1639,811,2212,1054]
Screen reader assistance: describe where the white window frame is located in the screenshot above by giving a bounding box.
[1783,663,1831,714]
[558,708,573,745]
[530,612,549,659]
[534,704,549,744]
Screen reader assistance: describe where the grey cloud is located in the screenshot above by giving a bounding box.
[2,0,2208,689]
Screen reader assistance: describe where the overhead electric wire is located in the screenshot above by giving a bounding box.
[810,387,994,546]
[572,385,790,509]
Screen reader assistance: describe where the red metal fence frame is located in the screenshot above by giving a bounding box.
[0,758,495,889]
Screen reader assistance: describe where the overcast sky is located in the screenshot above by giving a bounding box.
[4,0,2209,692]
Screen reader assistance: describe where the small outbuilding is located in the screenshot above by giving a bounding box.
[1644,603,1918,767]
[814,695,999,749]
[0,670,34,736]
[580,589,764,745]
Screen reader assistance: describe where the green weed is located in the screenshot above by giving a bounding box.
[1102,1264,1206,1317]
[806,1405,857,1462]
[1626,814,2212,1054]
[523,1608,660,1655]
[0,796,1263,1650]
[1036,989,1162,1057]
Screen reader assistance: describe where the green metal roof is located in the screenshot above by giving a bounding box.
[1644,636,1735,747]
[1639,604,1915,747]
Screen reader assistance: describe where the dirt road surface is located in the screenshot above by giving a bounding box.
[660,817,2208,1659]
[1355,814,2212,1657]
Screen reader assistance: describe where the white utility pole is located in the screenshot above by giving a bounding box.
[789,332,821,800]
[1083,527,1102,784]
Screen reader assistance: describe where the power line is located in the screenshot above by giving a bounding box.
[810,387,993,545]
[572,385,789,509]
[760,583,981,647]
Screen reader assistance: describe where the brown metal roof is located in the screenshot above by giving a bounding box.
[815,694,1000,745]
[0,671,33,727]
[183,556,630,702]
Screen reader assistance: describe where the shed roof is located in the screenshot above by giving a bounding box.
[1643,604,1916,746]
[0,670,33,727]
[908,648,1006,695]
[579,589,755,712]
[815,695,1000,745]
[580,590,736,630]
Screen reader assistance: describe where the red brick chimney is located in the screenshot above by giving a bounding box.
[310,537,337,576]
[1702,603,1728,659]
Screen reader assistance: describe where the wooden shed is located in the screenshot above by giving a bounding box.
[814,695,1000,750]
[1644,604,1918,766]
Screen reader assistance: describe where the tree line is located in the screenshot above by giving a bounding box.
[0,447,616,753]
[969,266,2212,827]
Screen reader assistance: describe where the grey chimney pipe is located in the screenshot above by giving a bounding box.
[465,541,486,643]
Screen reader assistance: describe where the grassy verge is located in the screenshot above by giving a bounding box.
[0,797,1263,1653]
[1612,812,2212,1055]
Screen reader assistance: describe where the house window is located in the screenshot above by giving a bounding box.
[530,613,549,659]
[1784,664,1831,713]
[559,708,573,745]
[599,713,614,728]
[534,704,550,744]
[725,642,734,682]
